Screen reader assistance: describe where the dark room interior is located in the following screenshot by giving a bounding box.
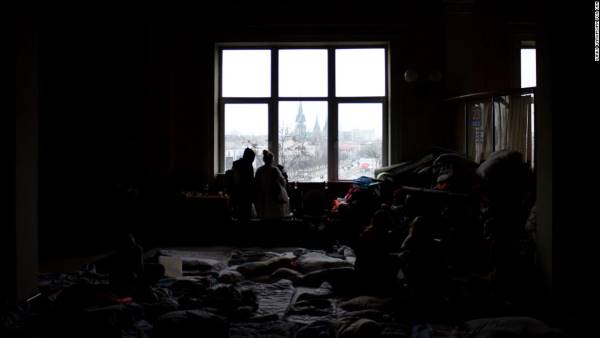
[10,1,592,337]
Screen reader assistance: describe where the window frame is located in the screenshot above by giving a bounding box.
[216,43,390,181]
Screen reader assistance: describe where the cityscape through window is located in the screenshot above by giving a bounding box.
[219,46,388,181]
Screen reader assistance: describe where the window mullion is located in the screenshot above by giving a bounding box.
[270,48,279,163]
[328,47,337,181]
[217,47,224,172]
[384,46,390,167]
[218,101,225,172]
[383,96,389,167]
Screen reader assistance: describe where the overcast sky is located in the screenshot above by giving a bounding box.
[222,48,385,136]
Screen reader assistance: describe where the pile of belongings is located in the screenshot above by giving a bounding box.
[328,149,541,321]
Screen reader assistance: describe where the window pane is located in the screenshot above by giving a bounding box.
[520,49,536,88]
[224,104,268,171]
[279,49,328,97]
[222,50,270,97]
[279,101,328,182]
[336,49,385,97]
[338,103,382,180]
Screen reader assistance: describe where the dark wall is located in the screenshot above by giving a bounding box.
[6,29,18,305]
[14,13,39,301]
[444,1,536,96]
[534,3,553,305]
[537,2,594,335]
[38,14,166,256]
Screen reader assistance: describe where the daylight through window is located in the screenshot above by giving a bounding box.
[219,46,388,181]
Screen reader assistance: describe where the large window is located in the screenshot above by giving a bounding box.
[218,45,388,181]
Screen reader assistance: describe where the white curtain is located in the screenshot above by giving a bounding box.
[494,95,533,162]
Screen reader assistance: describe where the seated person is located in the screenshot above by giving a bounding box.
[109,234,164,302]
[354,204,404,295]
[399,216,449,302]
[254,150,290,219]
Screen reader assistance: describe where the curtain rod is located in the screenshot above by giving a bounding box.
[445,87,535,102]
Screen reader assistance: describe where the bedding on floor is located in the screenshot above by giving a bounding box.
[4,246,565,338]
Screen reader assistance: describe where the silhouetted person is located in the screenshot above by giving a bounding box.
[399,216,449,304]
[230,148,256,220]
[354,203,402,295]
[109,234,161,302]
[254,150,290,219]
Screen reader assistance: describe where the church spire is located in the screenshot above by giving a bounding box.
[295,102,305,124]
[294,102,307,141]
